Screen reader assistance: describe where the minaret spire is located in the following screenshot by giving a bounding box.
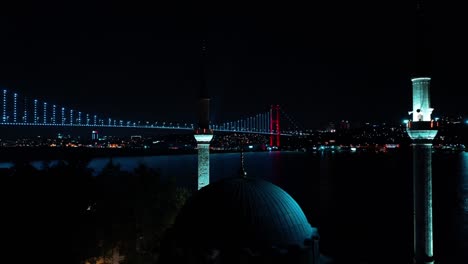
[197,39,210,131]
[199,39,208,100]
[411,0,431,78]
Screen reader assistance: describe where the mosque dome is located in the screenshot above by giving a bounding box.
[171,176,317,251]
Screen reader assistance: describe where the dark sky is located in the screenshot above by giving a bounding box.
[0,1,465,129]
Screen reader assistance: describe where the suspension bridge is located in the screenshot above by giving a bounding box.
[0,89,305,146]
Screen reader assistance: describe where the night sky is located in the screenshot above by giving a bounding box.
[0,1,465,129]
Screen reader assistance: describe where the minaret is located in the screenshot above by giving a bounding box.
[406,77,438,264]
[194,40,213,190]
[406,2,438,263]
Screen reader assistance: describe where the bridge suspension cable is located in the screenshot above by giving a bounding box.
[0,88,301,136]
[280,107,305,134]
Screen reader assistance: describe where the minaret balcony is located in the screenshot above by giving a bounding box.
[194,128,214,135]
[406,121,438,142]
[407,120,439,130]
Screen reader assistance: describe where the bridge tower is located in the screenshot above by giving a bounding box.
[407,77,438,264]
[193,40,213,190]
[269,104,280,148]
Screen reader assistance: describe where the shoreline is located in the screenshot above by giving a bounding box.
[0,147,277,163]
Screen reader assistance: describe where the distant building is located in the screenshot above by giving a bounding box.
[91,130,99,140]
[131,135,142,141]
[326,122,336,133]
[340,120,350,130]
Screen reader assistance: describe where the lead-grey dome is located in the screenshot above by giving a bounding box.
[172,176,315,250]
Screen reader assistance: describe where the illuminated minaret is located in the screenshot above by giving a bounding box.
[193,40,213,190]
[406,2,437,263]
[407,77,438,264]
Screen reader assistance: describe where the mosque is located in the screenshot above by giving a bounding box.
[158,41,320,264]
[159,8,436,258]
[158,151,320,264]
[157,74,436,264]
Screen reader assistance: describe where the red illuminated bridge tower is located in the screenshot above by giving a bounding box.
[269,104,280,148]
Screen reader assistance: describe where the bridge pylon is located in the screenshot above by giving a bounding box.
[269,104,280,148]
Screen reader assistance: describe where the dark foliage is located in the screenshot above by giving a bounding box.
[0,157,191,264]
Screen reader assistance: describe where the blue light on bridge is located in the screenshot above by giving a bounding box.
[43,102,47,124]
[23,98,28,123]
[13,93,17,123]
[0,90,298,136]
[52,105,56,124]
[62,107,65,125]
[34,99,38,124]
[2,89,6,123]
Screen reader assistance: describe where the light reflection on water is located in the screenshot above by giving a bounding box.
[0,150,467,262]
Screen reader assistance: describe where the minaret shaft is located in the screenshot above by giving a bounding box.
[412,143,434,264]
[196,140,211,190]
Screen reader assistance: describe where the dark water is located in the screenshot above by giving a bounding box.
[2,150,467,263]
